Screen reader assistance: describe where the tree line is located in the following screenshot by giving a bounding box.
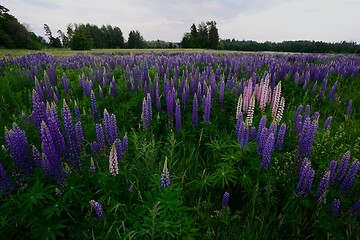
[181,21,219,49]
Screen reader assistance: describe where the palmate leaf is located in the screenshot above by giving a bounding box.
[210,163,237,188]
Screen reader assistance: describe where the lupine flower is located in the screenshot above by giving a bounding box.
[90,90,99,122]
[236,119,249,149]
[90,141,99,157]
[89,200,105,220]
[5,123,33,175]
[222,191,230,207]
[304,105,311,120]
[90,157,96,173]
[219,76,225,107]
[295,114,303,135]
[257,116,267,141]
[294,105,303,123]
[271,81,281,117]
[160,157,171,188]
[96,123,105,152]
[192,93,198,127]
[326,160,337,183]
[295,158,315,197]
[276,123,286,151]
[256,127,268,156]
[327,81,338,101]
[32,145,42,167]
[109,78,118,96]
[47,102,66,158]
[330,199,340,217]
[109,142,118,176]
[31,89,46,128]
[323,116,332,132]
[317,171,331,204]
[75,121,84,151]
[236,94,243,119]
[249,126,257,141]
[73,101,81,121]
[61,73,69,95]
[319,77,328,99]
[335,151,350,186]
[346,99,352,116]
[175,99,182,131]
[312,81,318,93]
[260,133,275,170]
[246,93,255,126]
[275,97,285,124]
[339,159,359,194]
[0,163,13,195]
[166,89,174,118]
[350,199,360,217]
[203,87,211,124]
[122,134,128,153]
[103,109,112,145]
[115,138,123,162]
[141,97,150,129]
[98,86,104,100]
[297,117,317,160]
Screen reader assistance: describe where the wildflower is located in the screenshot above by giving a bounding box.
[0,163,13,195]
[323,116,332,132]
[175,99,182,131]
[346,99,352,116]
[95,123,105,152]
[275,97,285,124]
[90,157,96,173]
[89,200,105,220]
[160,157,171,188]
[109,142,118,176]
[334,151,350,186]
[296,158,315,197]
[260,133,275,170]
[90,90,99,122]
[330,199,340,217]
[249,126,257,141]
[339,159,359,194]
[222,192,230,207]
[192,93,198,127]
[246,93,255,126]
[122,134,128,153]
[317,171,331,204]
[276,123,286,151]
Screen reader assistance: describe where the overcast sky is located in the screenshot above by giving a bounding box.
[3,0,360,43]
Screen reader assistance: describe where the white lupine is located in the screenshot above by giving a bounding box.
[109,142,118,176]
[271,81,282,117]
[236,94,243,119]
[259,75,270,111]
[247,93,256,126]
[275,97,285,124]
[243,79,253,113]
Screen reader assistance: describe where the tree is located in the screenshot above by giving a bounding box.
[197,22,209,48]
[207,21,219,49]
[127,30,146,48]
[70,24,93,50]
[43,23,62,47]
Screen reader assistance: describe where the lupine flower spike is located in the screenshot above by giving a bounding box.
[222,192,230,207]
[160,157,171,188]
[89,200,105,220]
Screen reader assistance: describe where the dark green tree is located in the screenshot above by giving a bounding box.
[197,22,210,48]
[70,24,93,50]
[127,30,146,48]
[207,21,219,49]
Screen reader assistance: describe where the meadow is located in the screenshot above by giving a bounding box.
[0,49,359,239]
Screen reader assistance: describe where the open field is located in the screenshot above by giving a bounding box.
[0,50,359,239]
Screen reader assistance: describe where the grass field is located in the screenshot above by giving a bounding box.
[0,49,359,239]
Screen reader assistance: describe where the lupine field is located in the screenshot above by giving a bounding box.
[0,50,359,239]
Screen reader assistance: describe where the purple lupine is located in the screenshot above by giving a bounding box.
[334,151,350,186]
[89,200,105,220]
[46,102,66,158]
[75,121,84,151]
[160,157,171,188]
[319,77,328,99]
[115,138,123,162]
[312,81,318,93]
[96,123,105,152]
[222,191,230,207]
[260,133,275,170]
[257,116,267,141]
[175,99,182,131]
[312,112,320,122]
[327,160,337,183]
[110,114,118,144]
[295,114,303,135]
[339,159,359,194]
[109,78,118,96]
[61,73,69,95]
[304,105,311,120]
[317,171,331,204]
[147,93,152,124]
[327,81,338,101]
[155,78,161,112]
[350,199,360,217]
[346,99,352,116]
[31,89,46,128]
[236,119,249,149]
[32,145,42,167]
[297,117,311,159]
[256,127,268,156]
[40,121,64,181]
[122,134,128,153]
[304,118,318,158]
[90,141,99,157]
[203,89,211,124]
[5,123,33,175]
[323,116,332,132]
[109,142,118,176]
[90,90,99,122]
[294,105,303,123]
[98,86,104,100]
[330,199,341,217]
[295,158,315,197]
[73,101,81,121]
[192,93,198,127]
[62,100,80,170]
[142,97,150,129]
[103,109,112,145]
[219,76,225,107]
[249,126,257,141]
[0,163,13,195]
[276,123,286,151]
[90,157,96,173]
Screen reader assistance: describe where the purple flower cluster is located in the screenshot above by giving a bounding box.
[316,171,331,204]
[276,123,286,151]
[297,117,318,160]
[236,117,249,149]
[141,93,153,129]
[329,199,340,217]
[296,158,315,197]
[89,200,105,220]
[346,99,352,116]
[0,163,13,195]
[222,191,230,207]
[95,123,105,153]
[160,157,170,188]
[90,90,99,122]
[103,109,118,145]
[175,99,182,131]
[323,116,332,132]
[350,199,360,217]
[260,133,275,170]
[192,93,198,127]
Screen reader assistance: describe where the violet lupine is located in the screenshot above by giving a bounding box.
[110,114,118,144]
[297,117,315,160]
[326,160,337,183]
[236,94,243,120]
[166,89,174,118]
[327,81,338,101]
[46,102,66,158]
[40,121,64,181]
[160,157,171,188]
[350,199,360,217]
[236,119,249,149]
[115,138,123,162]
[96,123,106,153]
[334,151,350,186]
[339,159,359,194]
[295,114,303,135]
[257,116,267,141]
[109,78,118,96]
[61,73,69,95]
[192,93,198,127]
[98,86,104,100]
[219,75,225,107]
[73,101,81,120]
[0,163,13,195]
[90,90,99,122]
[32,145,42,167]
[222,192,230,207]
[295,158,315,197]
[249,126,257,141]
[89,200,105,220]
[31,89,46,128]
[304,105,311,120]
[256,127,268,156]
[203,88,211,124]
[294,105,303,123]
[109,142,118,176]
[90,157,96,173]
[5,123,33,175]
[155,78,161,112]
[103,109,112,145]
[75,121,84,151]
[260,132,275,170]
[323,116,332,132]
[90,141,99,157]
[319,77,328,99]
[312,81,318,93]
[175,99,182,131]
[330,199,340,217]
[122,134,128,153]
[346,99,352,116]
[317,171,331,204]
[62,100,80,169]
[276,123,286,151]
